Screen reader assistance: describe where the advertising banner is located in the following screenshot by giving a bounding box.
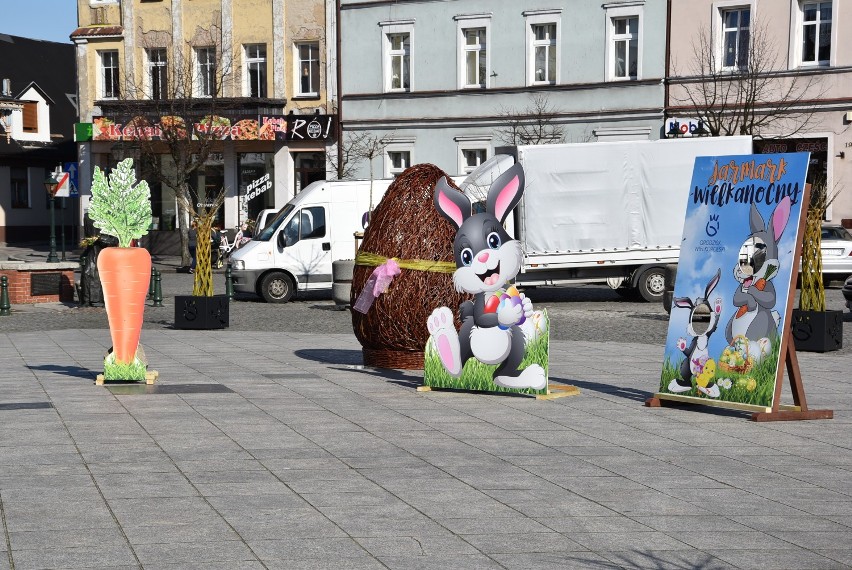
[93,114,287,141]
[659,153,809,409]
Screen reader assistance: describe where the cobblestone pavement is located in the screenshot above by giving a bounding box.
[2,245,852,569]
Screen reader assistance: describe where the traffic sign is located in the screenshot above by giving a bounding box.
[63,162,79,196]
[53,172,71,198]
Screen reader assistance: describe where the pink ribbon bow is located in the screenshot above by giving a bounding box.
[352,259,401,313]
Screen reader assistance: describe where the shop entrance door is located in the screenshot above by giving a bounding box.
[294,152,326,193]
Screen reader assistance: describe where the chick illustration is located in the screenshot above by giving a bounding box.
[695,359,720,398]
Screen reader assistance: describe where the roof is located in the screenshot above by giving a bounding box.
[70,26,124,39]
[0,34,77,161]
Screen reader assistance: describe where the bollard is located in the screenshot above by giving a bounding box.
[225,264,234,300]
[0,275,10,316]
[148,266,156,299]
[153,269,163,307]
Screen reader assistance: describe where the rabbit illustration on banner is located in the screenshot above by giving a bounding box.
[427,164,546,391]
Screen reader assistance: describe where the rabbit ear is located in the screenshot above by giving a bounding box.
[486,163,525,223]
[705,269,721,297]
[673,297,694,309]
[770,196,791,241]
[433,177,470,230]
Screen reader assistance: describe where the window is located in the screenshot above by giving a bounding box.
[11,167,29,209]
[22,102,38,132]
[611,17,639,79]
[455,15,491,89]
[721,8,750,69]
[100,50,120,98]
[524,10,561,86]
[462,149,487,173]
[244,44,267,98]
[282,206,326,246]
[386,150,411,177]
[532,25,556,83]
[801,2,831,65]
[146,48,167,99]
[463,28,487,88]
[387,34,410,91]
[296,43,319,96]
[381,20,414,93]
[195,47,216,97]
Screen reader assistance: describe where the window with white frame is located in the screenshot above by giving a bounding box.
[720,7,750,69]
[455,15,491,89]
[386,148,412,177]
[296,42,320,96]
[524,11,561,86]
[100,50,120,99]
[195,46,216,97]
[244,44,267,98]
[801,1,832,65]
[146,48,167,99]
[611,17,639,79]
[461,148,487,174]
[381,21,413,92]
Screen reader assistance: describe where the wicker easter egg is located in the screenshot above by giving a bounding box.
[351,163,470,369]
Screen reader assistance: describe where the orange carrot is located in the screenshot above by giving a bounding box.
[97,247,152,364]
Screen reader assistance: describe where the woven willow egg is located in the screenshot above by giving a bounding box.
[351,163,470,369]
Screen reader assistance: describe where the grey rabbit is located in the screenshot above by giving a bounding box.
[668,269,723,398]
[427,163,545,390]
[724,196,791,360]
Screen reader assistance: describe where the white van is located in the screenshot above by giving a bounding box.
[229,179,392,302]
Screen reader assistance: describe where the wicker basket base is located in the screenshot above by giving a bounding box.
[362,347,424,370]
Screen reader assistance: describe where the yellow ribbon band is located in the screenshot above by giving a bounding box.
[355,251,456,274]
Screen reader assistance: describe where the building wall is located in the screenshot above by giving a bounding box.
[74,0,331,238]
[339,0,668,178]
[668,0,852,225]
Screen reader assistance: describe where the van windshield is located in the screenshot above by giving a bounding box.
[255,205,295,241]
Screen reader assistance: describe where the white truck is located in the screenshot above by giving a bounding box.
[229,179,392,302]
[462,136,753,302]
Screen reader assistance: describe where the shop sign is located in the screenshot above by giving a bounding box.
[286,114,335,141]
[244,172,272,202]
[93,114,282,141]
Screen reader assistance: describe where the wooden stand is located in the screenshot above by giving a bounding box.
[648,181,831,422]
[646,340,832,421]
[417,383,580,400]
[96,370,158,386]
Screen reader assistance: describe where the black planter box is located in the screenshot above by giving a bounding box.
[175,295,229,330]
[791,309,843,353]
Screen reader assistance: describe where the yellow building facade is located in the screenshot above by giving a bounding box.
[73,0,334,240]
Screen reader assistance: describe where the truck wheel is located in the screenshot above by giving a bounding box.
[260,272,294,303]
[637,266,666,303]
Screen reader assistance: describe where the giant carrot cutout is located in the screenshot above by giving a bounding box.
[98,247,151,364]
[88,159,153,381]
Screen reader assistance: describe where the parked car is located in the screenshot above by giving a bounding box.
[817,224,852,283]
[843,274,852,311]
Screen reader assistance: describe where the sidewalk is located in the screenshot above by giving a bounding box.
[1,327,850,569]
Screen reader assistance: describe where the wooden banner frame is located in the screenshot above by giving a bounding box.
[646,182,833,422]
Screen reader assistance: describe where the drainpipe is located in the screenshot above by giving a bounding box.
[336,0,343,179]
[664,0,672,131]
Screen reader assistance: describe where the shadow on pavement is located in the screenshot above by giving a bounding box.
[27,364,97,381]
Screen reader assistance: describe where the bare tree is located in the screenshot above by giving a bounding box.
[103,20,236,268]
[495,93,565,146]
[670,18,825,138]
[327,131,392,216]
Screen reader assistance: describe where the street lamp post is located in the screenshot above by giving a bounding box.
[43,172,60,263]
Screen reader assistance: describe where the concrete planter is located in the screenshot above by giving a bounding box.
[332,259,355,307]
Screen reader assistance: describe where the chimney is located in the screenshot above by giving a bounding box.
[1,79,10,97]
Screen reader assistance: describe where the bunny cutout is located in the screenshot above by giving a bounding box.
[724,197,790,361]
[427,164,546,390]
[668,269,723,398]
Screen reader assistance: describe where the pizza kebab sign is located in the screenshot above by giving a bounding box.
[92,113,335,142]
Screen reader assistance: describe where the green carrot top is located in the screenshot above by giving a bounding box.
[88,158,153,248]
